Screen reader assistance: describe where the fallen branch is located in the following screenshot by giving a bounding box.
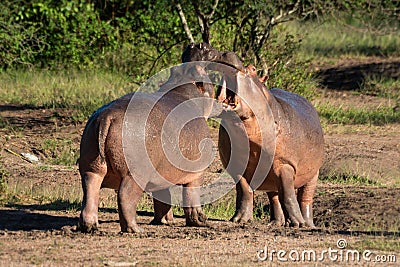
[4,148,34,164]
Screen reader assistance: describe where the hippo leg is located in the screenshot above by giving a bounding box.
[278,164,306,227]
[117,176,144,233]
[183,179,208,227]
[151,188,174,225]
[297,171,318,228]
[78,172,104,233]
[231,176,254,223]
[267,192,285,226]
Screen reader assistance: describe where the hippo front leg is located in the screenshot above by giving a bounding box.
[231,176,254,223]
[79,172,103,233]
[151,188,174,225]
[117,176,144,233]
[267,192,285,226]
[278,164,306,227]
[183,180,207,227]
[297,172,318,228]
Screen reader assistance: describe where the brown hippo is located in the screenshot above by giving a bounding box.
[78,61,218,233]
[183,44,324,227]
[219,62,324,227]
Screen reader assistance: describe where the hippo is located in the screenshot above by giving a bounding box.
[78,61,218,233]
[183,44,324,227]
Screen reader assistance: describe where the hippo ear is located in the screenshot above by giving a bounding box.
[195,82,214,99]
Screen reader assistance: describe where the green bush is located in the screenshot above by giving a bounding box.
[14,0,118,67]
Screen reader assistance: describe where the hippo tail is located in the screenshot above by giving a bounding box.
[97,116,112,162]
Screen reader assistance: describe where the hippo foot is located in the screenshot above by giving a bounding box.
[77,221,98,233]
[267,219,285,227]
[121,225,144,233]
[304,219,316,229]
[231,205,253,223]
[231,212,253,223]
[185,207,208,227]
[150,216,174,226]
[285,218,306,228]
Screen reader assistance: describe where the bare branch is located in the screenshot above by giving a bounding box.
[191,0,220,43]
[270,0,300,25]
[175,2,195,43]
[205,0,219,19]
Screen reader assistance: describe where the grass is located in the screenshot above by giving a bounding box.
[0,160,9,193]
[289,19,400,59]
[316,103,400,125]
[0,69,135,122]
[0,179,82,210]
[360,77,400,100]
[353,239,400,253]
[319,173,381,186]
[40,138,79,166]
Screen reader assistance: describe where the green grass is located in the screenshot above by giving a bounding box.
[0,69,135,122]
[360,77,400,100]
[288,19,400,59]
[40,138,79,166]
[316,103,400,125]
[0,178,82,209]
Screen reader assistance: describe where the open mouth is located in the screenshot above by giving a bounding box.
[217,77,239,111]
[205,51,245,112]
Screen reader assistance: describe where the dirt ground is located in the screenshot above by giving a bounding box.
[0,60,399,266]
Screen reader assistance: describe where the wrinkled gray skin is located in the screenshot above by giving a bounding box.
[184,43,324,227]
[78,62,217,233]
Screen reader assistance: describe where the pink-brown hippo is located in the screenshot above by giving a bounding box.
[220,63,324,227]
[78,61,218,233]
[184,44,324,227]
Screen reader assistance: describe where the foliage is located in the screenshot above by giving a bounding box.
[0,2,45,67]
[0,0,398,98]
[11,0,119,67]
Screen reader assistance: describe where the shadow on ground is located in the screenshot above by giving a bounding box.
[0,209,77,231]
[314,60,400,90]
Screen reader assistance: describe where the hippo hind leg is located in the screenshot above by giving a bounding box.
[117,175,144,233]
[79,172,104,233]
[297,171,318,228]
[278,164,306,227]
[183,179,207,227]
[151,188,174,225]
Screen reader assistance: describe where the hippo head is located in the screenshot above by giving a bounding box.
[181,43,269,119]
[182,42,220,63]
[216,64,268,119]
